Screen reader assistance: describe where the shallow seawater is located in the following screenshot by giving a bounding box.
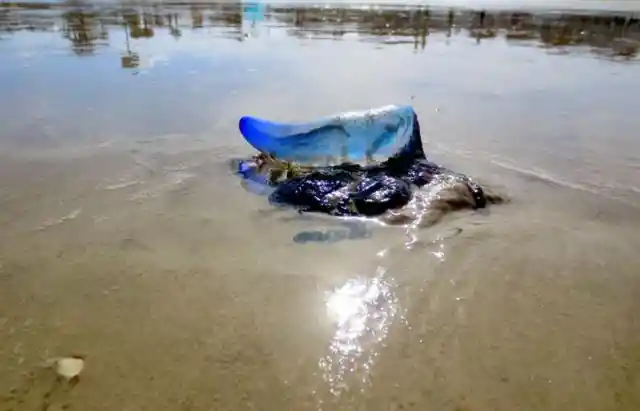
[1,2,640,410]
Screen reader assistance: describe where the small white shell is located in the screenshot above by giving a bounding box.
[55,357,85,380]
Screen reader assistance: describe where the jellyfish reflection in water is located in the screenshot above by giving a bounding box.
[319,267,403,396]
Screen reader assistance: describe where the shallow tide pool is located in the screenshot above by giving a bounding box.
[1,2,639,410]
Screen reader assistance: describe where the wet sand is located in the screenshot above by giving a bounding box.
[1,2,640,410]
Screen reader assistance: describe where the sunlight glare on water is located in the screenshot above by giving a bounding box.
[320,265,403,396]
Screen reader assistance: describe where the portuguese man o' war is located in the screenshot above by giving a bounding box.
[232,105,505,225]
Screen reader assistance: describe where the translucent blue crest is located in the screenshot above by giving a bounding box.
[238,105,416,165]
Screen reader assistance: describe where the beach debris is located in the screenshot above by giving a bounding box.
[45,356,85,382]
